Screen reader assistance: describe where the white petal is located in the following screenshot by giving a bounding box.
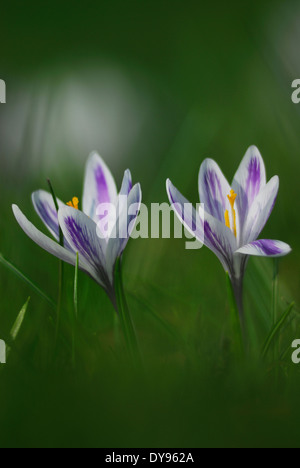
[119,169,133,196]
[236,239,292,257]
[32,190,65,240]
[199,205,237,274]
[167,179,236,273]
[106,183,142,283]
[167,179,204,242]
[58,206,108,287]
[243,176,279,244]
[82,151,118,222]
[232,146,266,231]
[12,205,98,282]
[198,158,232,223]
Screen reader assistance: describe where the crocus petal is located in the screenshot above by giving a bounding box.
[167,179,236,273]
[12,205,98,282]
[105,183,142,282]
[82,151,118,222]
[236,239,291,257]
[198,158,232,224]
[58,206,109,288]
[32,190,65,241]
[119,183,142,248]
[115,169,133,225]
[243,176,279,244]
[167,179,204,242]
[232,146,266,229]
[199,206,237,274]
[119,169,133,196]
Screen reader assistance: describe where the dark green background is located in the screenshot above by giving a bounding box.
[0,0,300,448]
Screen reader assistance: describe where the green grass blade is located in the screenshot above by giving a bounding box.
[47,179,65,341]
[262,302,295,358]
[272,259,279,361]
[128,291,181,342]
[272,259,279,326]
[115,258,142,368]
[10,297,30,341]
[2,297,31,363]
[0,253,56,309]
[47,178,64,247]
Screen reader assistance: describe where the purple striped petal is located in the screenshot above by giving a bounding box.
[82,152,118,223]
[106,183,142,282]
[167,179,236,273]
[32,190,72,250]
[167,179,204,242]
[119,169,133,196]
[58,206,109,287]
[236,239,291,257]
[95,169,133,240]
[123,183,142,244]
[12,205,100,283]
[232,146,266,230]
[200,206,237,274]
[243,176,279,244]
[32,190,64,241]
[199,159,232,224]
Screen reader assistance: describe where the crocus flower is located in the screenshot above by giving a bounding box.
[167,146,291,316]
[13,152,142,305]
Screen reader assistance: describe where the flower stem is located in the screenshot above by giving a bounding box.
[272,258,279,360]
[231,276,244,328]
[114,258,142,368]
[226,273,244,357]
[47,179,64,343]
[72,252,79,369]
[56,260,64,341]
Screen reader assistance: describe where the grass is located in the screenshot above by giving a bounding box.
[1,124,299,446]
[0,0,300,447]
[0,190,298,447]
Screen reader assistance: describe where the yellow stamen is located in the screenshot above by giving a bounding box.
[224,210,230,229]
[224,189,237,237]
[227,189,237,209]
[67,197,79,210]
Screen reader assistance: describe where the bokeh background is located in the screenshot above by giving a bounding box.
[0,0,300,448]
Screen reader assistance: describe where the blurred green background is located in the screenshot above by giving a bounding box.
[0,0,300,448]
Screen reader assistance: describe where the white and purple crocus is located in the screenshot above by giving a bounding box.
[167,146,291,316]
[12,152,142,305]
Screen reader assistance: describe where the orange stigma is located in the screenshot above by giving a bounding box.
[224,190,237,237]
[67,197,79,210]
